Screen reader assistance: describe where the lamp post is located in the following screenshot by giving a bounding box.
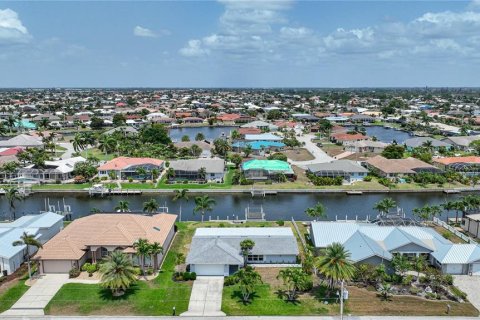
[340,279,344,320]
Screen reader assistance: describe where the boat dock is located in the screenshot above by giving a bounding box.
[249,187,278,197]
[346,191,363,195]
[88,184,142,196]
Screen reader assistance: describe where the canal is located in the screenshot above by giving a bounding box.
[347,125,411,144]
[169,126,237,142]
[0,192,466,222]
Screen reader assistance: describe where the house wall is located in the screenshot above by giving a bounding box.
[357,256,387,266]
[443,263,468,275]
[37,220,64,244]
[392,243,432,254]
[463,218,480,238]
[1,251,23,275]
[263,254,297,264]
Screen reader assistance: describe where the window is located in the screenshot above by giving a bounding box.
[100,247,109,257]
[247,255,264,262]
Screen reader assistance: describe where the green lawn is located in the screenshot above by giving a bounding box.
[222,284,335,316]
[120,183,156,189]
[0,279,29,313]
[32,183,91,190]
[80,148,115,161]
[44,225,193,316]
[156,169,234,190]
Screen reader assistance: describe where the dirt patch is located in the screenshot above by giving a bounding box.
[256,267,288,289]
[284,148,314,161]
[322,145,344,157]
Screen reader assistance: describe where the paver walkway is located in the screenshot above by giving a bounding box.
[1,274,69,316]
[454,275,480,311]
[181,276,225,316]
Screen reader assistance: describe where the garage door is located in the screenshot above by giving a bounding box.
[43,260,73,273]
[194,264,225,276]
[471,263,480,275]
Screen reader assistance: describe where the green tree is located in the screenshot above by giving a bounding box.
[277,268,311,301]
[213,139,231,157]
[391,254,410,277]
[198,167,207,181]
[148,242,163,271]
[140,124,171,145]
[112,113,126,127]
[115,200,130,212]
[0,121,7,136]
[193,195,216,222]
[413,255,427,279]
[99,251,137,296]
[90,116,104,130]
[143,199,159,215]
[240,239,255,267]
[195,132,205,141]
[232,266,262,303]
[378,283,393,301]
[243,144,253,158]
[231,130,240,140]
[305,202,327,220]
[166,167,176,180]
[373,198,396,216]
[181,135,190,142]
[12,232,43,281]
[381,145,405,159]
[316,243,356,290]
[133,238,150,276]
[5,186,23,221]
[190,144,202,157]
[229,153,243,168]
[172,189,189,221]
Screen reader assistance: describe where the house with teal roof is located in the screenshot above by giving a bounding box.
[241,159,295,182]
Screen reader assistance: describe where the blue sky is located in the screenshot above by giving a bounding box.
[0,0,480,87]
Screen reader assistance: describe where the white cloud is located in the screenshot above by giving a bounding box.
[0,9,31,44]
[133,26,158,38]
[179,39,209,57]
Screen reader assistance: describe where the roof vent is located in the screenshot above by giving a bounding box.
[153,226,160,231]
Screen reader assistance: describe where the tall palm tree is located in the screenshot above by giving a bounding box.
[172,189,189,222]
[166,167,176,181]
[148,242,163,271]
[99,251,137,297]
[5,186,23,221]
[240,239,255,267]
[305,202,326,220]
[6,115,16,134]
[132,238,150,276]
[442,200,457,223]
[193,195,216,222]
[373,197,396,216]
[72,133,85,153]
[115,200,130,213]
[143,198,159,215]
[12,232,43,281]
[316,243,356,291]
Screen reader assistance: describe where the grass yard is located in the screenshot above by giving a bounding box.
[120,183,156,189]
[0,278,29,313]
[80,148,115,161]
[32,183,91,190]
[284,148,315,161]
[44,225,193,316]
[156,168,234,190]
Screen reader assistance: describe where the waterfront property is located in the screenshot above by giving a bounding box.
[168,158,225,182]
[231,140,286,155]
[173,141,212,158]
[186,227,299,276]
[330,132,369,145]
[0,134,43,149]
[404,137,452,151]
[241,159,295,181]
[244,133,283,141]
[0,212,64,275]
[11,157,86,184]
[442,135,480,151]
[34,213,177,273]
[434,156,480,176]
[241,120,278,131]
[343,140,388,154]
[97,156,164,180]
[310,221,480,275]
[366,155,441,178]
[306,160,368,183]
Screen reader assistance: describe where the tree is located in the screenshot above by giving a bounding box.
[243,144,253,158]
[148,242,163,271]
[166,167,176,180]
[316,243,356,290]
[230,130,240,140]
[277,268,311,301]
[5,187,23,221]
[181,135,190,142]
[232,266,262,303]
[140,124,172,145]
[90,116,104,130]
[413,204,442,223]
[230,153,243,168]
[172,189,189,221]
[305,202,326,220]
[381,145,405,159]
[240,239,255,267]
[378,283,393,301]
[373,198,396,216]
[198,167,207,181]
[391,254,410,277]
[133,238,150,276]
[268,152,287,161]
[193,195,216,222]
[0,121,7,136]
[195,132,205,141]
[72,133,86,153]
[12,232,43,281]
[213,139,231,157]
[413,255,427,279]
[143,199,159,215]
[99,251,137,296]
[112,114,126,127]
[115,200,130,212]
[73,161,97,179]
[190,144,202,157]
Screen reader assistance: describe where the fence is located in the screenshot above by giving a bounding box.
[291,217,307,250]
[432,217,477,244]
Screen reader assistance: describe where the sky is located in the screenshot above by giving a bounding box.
[1,0,480,87]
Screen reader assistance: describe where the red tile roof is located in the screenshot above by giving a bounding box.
[434,156,480,165]
[98,157,164,171]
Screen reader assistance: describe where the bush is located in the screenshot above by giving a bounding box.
[409,287,420,295]
[307,173,343,186]
[276,220,285,226]
[419,276,429,284]
[224,275,239,286]
[128,177,133,183]
[147,267,154,275]
[69,267,80,278]
[133,267,142,276]
[268,153,288,161]
[402,275,414,286]
[101,176,108,181]
[442,231,453,240]
[363,175,373,182]
[85,264,97,277]
[182,272,197,281]
[444,274,453,285]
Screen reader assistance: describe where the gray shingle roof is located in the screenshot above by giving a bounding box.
[307,160,368,174]
[169,158,225,173]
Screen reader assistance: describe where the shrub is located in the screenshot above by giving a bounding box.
[442,231,453,240]
[276,220,285,226]
[147,267,154,275]
[419,276,429,284]
[444,274,453,285]
[190,272,197,280]
[363,175,373,182]
[69,267,80,278]
[224,275,239,286]
[85,264,97,277]
[182,272,197,281]
[100,176,108,181]
[402,275,414,286]
[268,153,288,161]
[81,263,91,272]
[409,287,420,295]
[133,267,142,276]
[128,177,133,183]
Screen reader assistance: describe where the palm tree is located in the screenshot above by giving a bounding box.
[166,167,176,181]
[378,283,393,301]
[316,243,356,291]
[143,199,159,215]
[442,200,457,223]
[190,144,202,157]
[12,232,43,281]
[5,186,23,221]
[243,144,253,158]
[232,266,262,303]
[172,189,189,222]
[72,133,85,153]
[115,200,130,213]
[148,242,163,271]
[0,121,7,136]
[373,198,396,216]
[133,238,150,276]
[195,132,205,141]
[99,251,137,296]
[305,202,326,220]
[135,167,148,180]
[193,195,216,222]
[240,239,255,267]
[198,167,207,181]
[6,115,16,134]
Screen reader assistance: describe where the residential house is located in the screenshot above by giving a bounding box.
[433,156,480,176]
[244,133,283,141]
[462,214,480,238]
[242,159,295,181]
[350,114,375,123]
[404,137,452,151]
[168,158,225,182]
[182,117,204,124]
[0,134,43,149]
[186,227,299,276]
[306,160,369,183]
[241,120,278,131]
[366,155,440,178]
[232,141,286,156]
[97,157,164,180]
[344,140,388,154]
[238,127,262,137]
[35,213,177,273]
[330,132,369,145]
[442,135,480,151]
[11,157,86,184]
[174,141,212,158]
[103,126,138,136]
[310,221,480,275]
[0,212,64,275]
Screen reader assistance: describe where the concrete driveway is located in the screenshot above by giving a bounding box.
[288,133,333,169]
[181,276,226,316]
[2,274,69,316]
[454,275,480,311]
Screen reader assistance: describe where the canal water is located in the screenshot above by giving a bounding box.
[169,126,237,142]
[0,192,465,222]
[347,126,411,144]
